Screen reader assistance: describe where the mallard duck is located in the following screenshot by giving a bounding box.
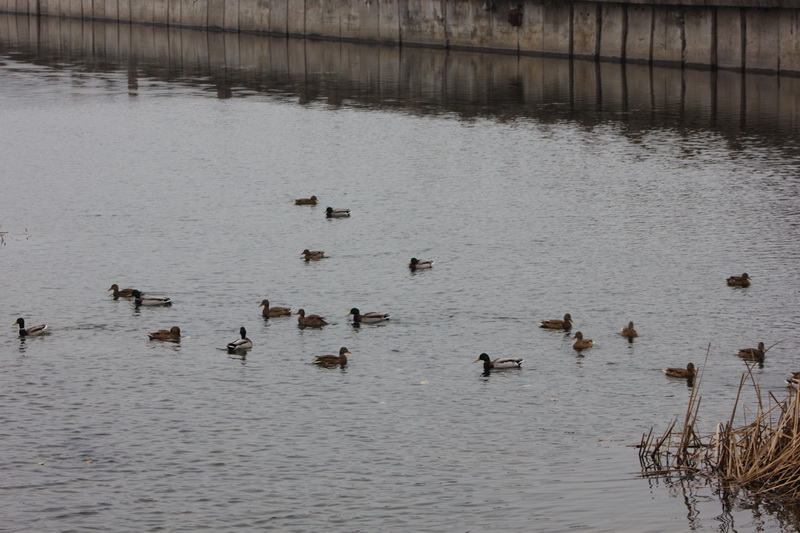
[312,347,350,366]
[663,362,697,379]
[259,299,292,318]
[539,313,572,330]
[301,249,325,261]
[131,290,171,307]
[227,327,252,353]
[295,195,318,205]
[108,284,136,298]
[297,309,328,327]
[13,317,47,336]
[325,207,350,218]
[148,326,181,341]
[785,372,800,388]
[348,307,390,324]
[409,258,433,271]
[737,342,765,360]
[727,273,751,287]
[474,353,523,373]
[572,331,594,351]
[620,321,638,339]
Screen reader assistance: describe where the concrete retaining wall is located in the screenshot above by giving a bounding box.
[1,0,798,74]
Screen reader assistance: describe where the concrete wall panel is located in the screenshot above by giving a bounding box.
[745,8,779,72]
[400,0,445,47]
[626,4,652,62]
[779,10,800,74]
[224,0,238,30]
[131,0,154,24]
[446,0,494,49]
[208,0,224,29]
[286,0,304,35]
[378,0,400,43]
[239,0,270,32]
[716,7,742,70]
[517,4,543,53]
[573,2,599,59]
[652,5,681,65]
[598,3,624,61]
[684,7,713,67]
[269,0,288,34]
[181,0,207,28]
[152,0,168,25]
[542,3,571,56]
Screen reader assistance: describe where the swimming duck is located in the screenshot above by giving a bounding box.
[474,353,523,373]
[13,317,47,336]
[147,326,181,341]
[108,284,136,298]
[663,362,697,379]
[348,307,390,324]
[259,299,292,318]
[131,290,171,307]
[295,195,318,205]
[737,342,765,360]
[539,313,572,330]
[301,249,326,261]
[227,327,252,353]
[785,372,800,388]
[312,347,351,366]
[727,273,751,287]
[572,331,594,351]
[297,309,329,328]
[325,207,350,218]
[620,321,638,339]
[409,258,434,271]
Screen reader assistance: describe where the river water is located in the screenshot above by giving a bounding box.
[1,14,800,532]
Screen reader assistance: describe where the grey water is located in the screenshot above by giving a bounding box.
[1,13,800,532]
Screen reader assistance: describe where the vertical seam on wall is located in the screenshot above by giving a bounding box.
[568,2,574,58]
[711,7,717,68]
[740,7,746,71]
[649,4,654,64]
[621,4,627,61]
[680,6,685,68]
[594,3,601,59]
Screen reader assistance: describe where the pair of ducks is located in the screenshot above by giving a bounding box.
[293,195,349,219]
[538,313,638,347]
[260,300,389,326]
[108,284,172,306]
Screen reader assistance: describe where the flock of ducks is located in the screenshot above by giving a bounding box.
[11,214,777,380]
[11,196,437,368]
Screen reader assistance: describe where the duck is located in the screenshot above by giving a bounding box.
[227,327,252,353]
[312,347,351,366]
[737,342,765,360]
[297,309,329,328]
[131,290,171,307]
[108,284,136,298]
[13,317,47,336]
[727,273,751,287]
[301,249,326,261]
[620,321,638,339]
[474,353,523,373]
[572,331,594,351]
[348,307,390,324]
[409,258,434,271]
[147,326,181,341]
[539,313,572,330]
[295,195,318,205]
[259,299,292,318]
[325,207,350,218]
[663,362,697,379]
[785,372,800,388]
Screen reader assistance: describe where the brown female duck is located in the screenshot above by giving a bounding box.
[313,347,350,366]
[663,362,697,379]
[620,321,638,340]
[147,326,181,341]
[295,195,318,205]
[108,284,136,298]
[539,313,572,330]
[259,299,292,318]
[301,249,326,261]
[572,331,594,351]
[737,342,765,360]
[297,309,329,327]
[726,273,751,287]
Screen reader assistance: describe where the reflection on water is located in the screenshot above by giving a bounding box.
[1,13,799,162]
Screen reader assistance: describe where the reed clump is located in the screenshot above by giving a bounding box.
[639,351,800,502]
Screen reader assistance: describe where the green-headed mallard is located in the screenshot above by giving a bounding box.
[663,362,697,379]
[539,313,572,330]
[474,353,523,373]
[227,327,252,353]
[297,309,328,328]
[737,342,765,360]
[620,321,638,340]
[131,290,171,307]
[108,284,136,298]
[312,347,350,366]
[409,258,433,271]
[572,331,594,351]
[13,317,47,336]
[727,273,751,287]
[325,207,350,218]
[348,307,390,324]
[148,326,181,341]
[295,195,318,205]
[260,299,292,318]
[301,249,325,261]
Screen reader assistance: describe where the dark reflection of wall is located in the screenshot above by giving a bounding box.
[2,14,799,158]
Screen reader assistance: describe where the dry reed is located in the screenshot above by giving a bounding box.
[639,344,800,502]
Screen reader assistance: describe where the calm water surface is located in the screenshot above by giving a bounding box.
[1,15,800,532]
